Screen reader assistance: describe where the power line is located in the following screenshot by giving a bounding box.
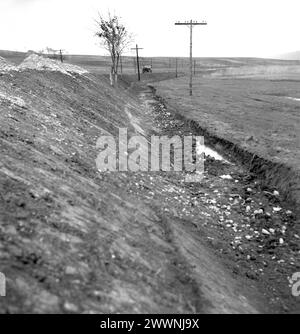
[175,20,207,96]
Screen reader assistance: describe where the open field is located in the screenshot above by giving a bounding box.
[155,76,300,169]
[2,49,300,75]
[63,55,300,75]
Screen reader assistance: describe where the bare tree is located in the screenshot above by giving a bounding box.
[95,13,131,86]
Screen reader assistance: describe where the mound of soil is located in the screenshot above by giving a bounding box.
[0,56,17,73]
[19,54,88,75]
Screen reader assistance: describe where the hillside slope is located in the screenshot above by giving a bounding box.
[0,67,299,313]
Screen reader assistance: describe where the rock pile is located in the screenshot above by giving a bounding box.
[18,54,88,75]
[0,56,17,73]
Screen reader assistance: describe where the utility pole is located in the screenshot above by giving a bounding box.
[131,44,143,81]
[120,56,123,74]
[175,20,207,96]
[59,49,63,63]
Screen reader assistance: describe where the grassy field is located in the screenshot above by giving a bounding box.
[154,73,300,172]
[2,49,300,75]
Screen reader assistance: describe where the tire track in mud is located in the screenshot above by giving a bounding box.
[154,213,258,313]
[155,215,209,313]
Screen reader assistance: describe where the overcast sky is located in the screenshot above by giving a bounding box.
[0,0,299,57]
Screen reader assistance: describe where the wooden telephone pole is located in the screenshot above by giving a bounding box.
[175,20,207,96]
[59,49,65,63]
[131,44,143,81]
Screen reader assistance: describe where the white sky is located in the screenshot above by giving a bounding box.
[0,0,299,57]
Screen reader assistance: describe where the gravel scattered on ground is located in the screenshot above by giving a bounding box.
[0,90,26,108]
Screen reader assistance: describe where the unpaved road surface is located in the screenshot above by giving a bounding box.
[0,69,299,313]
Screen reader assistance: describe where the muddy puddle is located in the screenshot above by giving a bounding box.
[139,91,232,165]
[197,141,232,164]
[286,97,300,102]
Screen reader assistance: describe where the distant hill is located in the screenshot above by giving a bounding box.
[0,50,26,65]
[278,51,300,60]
